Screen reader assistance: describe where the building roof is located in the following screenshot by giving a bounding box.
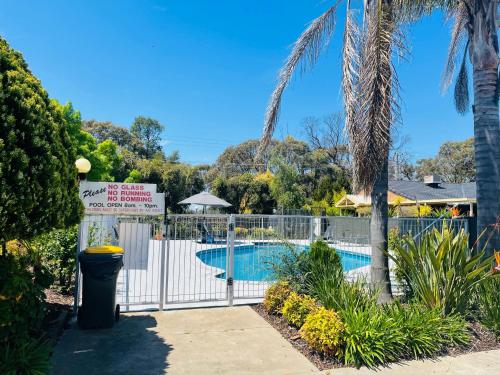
[388,180,476,202]
[336,194,371,208]
[336,180,476,209]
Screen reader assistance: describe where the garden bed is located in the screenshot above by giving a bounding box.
[42,289,73,345]
[252,304,500,371]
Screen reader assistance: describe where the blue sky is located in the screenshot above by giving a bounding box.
[0,0,472,164]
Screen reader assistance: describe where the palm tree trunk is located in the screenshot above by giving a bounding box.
[370,159,392,303]
[472,66,500,256]
[470,2,500,257]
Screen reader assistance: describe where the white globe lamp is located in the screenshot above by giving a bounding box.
[75,157,91,180]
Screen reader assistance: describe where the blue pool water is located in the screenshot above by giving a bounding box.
[196,243,371,281]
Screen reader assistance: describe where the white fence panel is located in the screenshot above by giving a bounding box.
[76,214,472,311]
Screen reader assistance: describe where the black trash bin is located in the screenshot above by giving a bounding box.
[78,245,124,329]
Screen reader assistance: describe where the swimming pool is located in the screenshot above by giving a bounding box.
[196,243,371,281]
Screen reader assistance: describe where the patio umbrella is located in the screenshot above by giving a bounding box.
[178,191,231,213]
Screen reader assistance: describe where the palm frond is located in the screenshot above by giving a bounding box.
[342,0,361,135]
[392,0,456,22]
[441,2,470,92]
[454,42,470,115]
[259,1,342,155]
[349,1,400,192]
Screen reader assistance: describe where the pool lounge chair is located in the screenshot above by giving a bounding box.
[322,225,334,242]
[196,221,225,244]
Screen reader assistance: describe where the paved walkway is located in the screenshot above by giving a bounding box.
[52,306,499,375]
[323,349,500,375]
[51,306,317,375]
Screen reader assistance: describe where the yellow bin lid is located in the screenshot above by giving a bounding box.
[84,245,124,254]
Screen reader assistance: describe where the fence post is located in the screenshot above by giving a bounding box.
[165,217,172,307]
[73,222,83,316]
[227,214,235,307]
[159,218,168,311]
[261,216,264,242]
[309,217,314,243]
[463,217,472,248]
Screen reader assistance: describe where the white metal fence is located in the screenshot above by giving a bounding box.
[75,214,472,311]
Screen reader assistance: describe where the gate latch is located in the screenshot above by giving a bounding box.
[228,223,234,231]
[227,277,233,286]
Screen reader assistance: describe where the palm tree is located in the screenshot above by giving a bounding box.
[443,1,500,257]
[400,0,500,257]
[259,0,402,302]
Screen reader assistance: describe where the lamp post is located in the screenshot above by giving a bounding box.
[75,157,91,182]
[73,157,91,316]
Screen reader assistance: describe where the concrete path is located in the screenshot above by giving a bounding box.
[322,349,500,375]
[51,306,500,375]
[51,306,317,375]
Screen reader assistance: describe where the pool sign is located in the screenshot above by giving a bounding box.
[79,181,164,216]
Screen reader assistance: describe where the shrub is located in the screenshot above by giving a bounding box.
[0,37,82,244]
[304,241,344,297]
[281,293,318,328]
[0,338,51,375]
[0,254,50,374]
[270,244,310,293]
[341,305,406,368]
[235,227,249,237]
[477,277,500,337]
[432,207,452,218]
[436,312,470,347]
[340,302,469,368]
[249,227,276,239]
[383,302,469,359]
[298,242,378,313]
[300,307,344,356]
[29,225,78,294]
[0,255,47,343]
[308,241,343,279]
[272,240,344,295]
[384,303,440,359]
[312,278,378,313]
[263,281,292,314]
[388,228,413,300]
[389,225,492,315]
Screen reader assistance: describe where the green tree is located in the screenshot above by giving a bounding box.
[93,139,126,182]
[245,173,276,214]
[212,174,253,213]
[205,139,267,183]
[124,169,142,183]
[131,116,165,158]
[270,158,306,209]
[57,102,113,181]
[166,150,181,164]
[415,138,475,183]
[211,177,229,205]
[0,37,82,245]
[162,165,204,213]
[211,172,275,214]
[83,119,144,153]
[130,154,204,212]
[271,136,311,175]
